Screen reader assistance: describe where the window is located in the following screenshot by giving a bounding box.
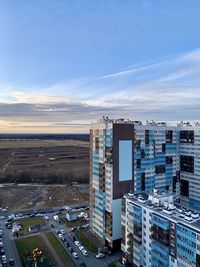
[180,130,194,143]
[166,130,173,143]
[166,156,173,164]
[155,165,166,174]
[180,155,194,173]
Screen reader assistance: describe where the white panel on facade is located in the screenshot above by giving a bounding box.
[119,140,132,181]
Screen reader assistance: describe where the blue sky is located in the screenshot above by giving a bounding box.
[1,1,200,133]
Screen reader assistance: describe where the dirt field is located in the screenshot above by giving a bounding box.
[0,139,89,184]
[0,184,89,211]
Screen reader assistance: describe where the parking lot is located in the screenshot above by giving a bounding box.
[0,203,122,267]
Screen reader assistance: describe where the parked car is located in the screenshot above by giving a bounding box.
[0,249,5,256]
[1,255,7,264]
[96,253,105,259]
[65,242,70,248]
[9,258,15,265]
[75,241,81,247]
[82,250,88,256]
[78,246,84,251]
[72,252,78,259]
[44,215,49,220]
[68,247,74,253]
[71,226,77,232]
[79,260,86,266]
[58,234,65,242]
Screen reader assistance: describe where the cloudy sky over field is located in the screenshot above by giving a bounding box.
[1,1,200,133]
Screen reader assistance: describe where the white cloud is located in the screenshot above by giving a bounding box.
[1,48,200,132]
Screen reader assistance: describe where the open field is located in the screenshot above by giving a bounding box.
[0,139,89,184]
[0,139,89,149]
[0,184,89,210]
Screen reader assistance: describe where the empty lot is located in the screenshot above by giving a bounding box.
[0,139,89,184]
[0,184,88,210]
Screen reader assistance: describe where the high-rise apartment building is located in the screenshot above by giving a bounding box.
[121,190,200,267]
[178,122,200,210]
[89,117,180,249]
[89,117,135,249]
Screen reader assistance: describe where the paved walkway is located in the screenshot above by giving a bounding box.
[40,232,66,267]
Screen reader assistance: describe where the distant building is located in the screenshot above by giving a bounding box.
[121,190,200,267]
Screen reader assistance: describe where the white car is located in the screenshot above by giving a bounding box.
[82,250,88,256]
[58,234,63,239]
[75,241,81,246]
[0,216,5,220]
[96,253,105,259]
[78,246,84,251]
[60,229,65,234]
[72,252,78,259]
[1,255,6,262]
[8,214,15,220]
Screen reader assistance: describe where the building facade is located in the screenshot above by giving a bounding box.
[178,122,200,210]
[121,190,200,267]
[89,117,180,249]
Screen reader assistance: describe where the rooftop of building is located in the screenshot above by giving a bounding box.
[93,116,200,128]
[124,189,200,233]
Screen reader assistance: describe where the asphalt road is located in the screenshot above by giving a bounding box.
[0,219,22,267]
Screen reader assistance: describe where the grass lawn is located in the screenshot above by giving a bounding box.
[77,231,98,253]
[45,232,75,267]
[15,235,55,266]
[66,220,85,228]
[16,217,46,235]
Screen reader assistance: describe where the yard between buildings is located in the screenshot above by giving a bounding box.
[15,231,75,267]
[15,234,55,266]
[15,217,46,235]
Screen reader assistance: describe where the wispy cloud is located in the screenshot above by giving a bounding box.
[1,48,200,132]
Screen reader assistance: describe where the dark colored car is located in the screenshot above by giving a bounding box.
[79,261,86,267]
[58,208,65,212]
[9,258,15,265]
[50,224,55,228]
[0,249,5,255]
[7,218,13,223]
[65,242,70,248]
[72,236,76,242]
[68,247,74,253]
